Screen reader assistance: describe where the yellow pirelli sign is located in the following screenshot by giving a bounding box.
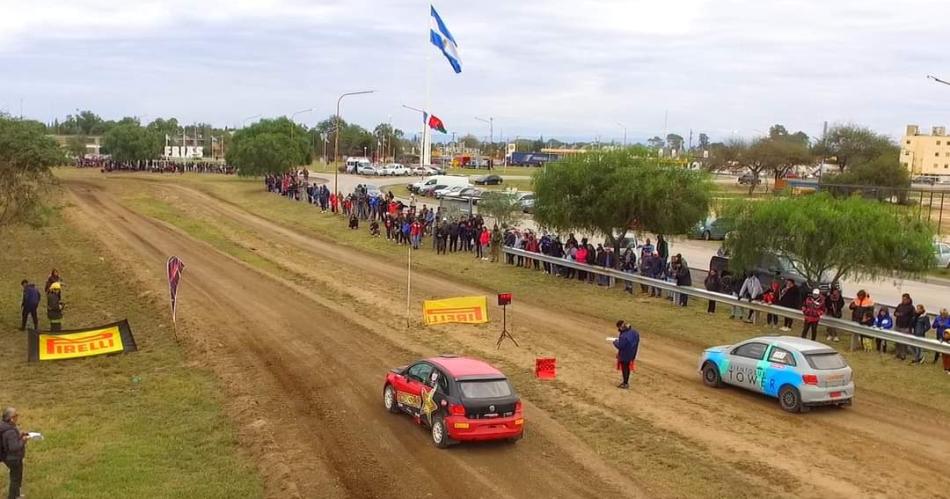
[29,320,137,362]
[423,296,489,326]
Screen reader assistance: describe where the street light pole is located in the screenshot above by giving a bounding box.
[335,90,375,196]
[475,116,493,169]
[290,108,313,142]
[617,122,627,148]
[402,104,427,171]
[242,114,261,128]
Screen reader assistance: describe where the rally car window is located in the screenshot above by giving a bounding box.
[433,370,450,394]
[407,363,433,383]
[804,352,848,370]
[767,347,796,367]
[732,342,768,360]
[458,379,512,399]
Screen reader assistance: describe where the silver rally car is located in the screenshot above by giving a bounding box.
[698,336,854,413]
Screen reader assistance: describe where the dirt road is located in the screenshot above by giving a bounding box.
[63,174,950,498]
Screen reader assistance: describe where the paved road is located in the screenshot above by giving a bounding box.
[321,172,949,312]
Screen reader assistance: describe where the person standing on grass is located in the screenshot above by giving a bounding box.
[762,280,780,328]
[825,287,845,343]
[1,407,29,499]
[46,282,64,332]
[478,226,490,260]
[777,279,800,331]
[490,225,502,262]
[19,280,40,332]
[893,294,915,360]
[612,321,640,390]
[656,235,669,264]
[704,268,721,314]
[738,273,763,323]
[674,254,691,306]
[933,309,949,365]
[910,305,931,365]
[801,289,824,341]
[44,269,61,293]
[848,290,875,350]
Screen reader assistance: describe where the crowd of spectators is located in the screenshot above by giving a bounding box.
[79,158,235,174]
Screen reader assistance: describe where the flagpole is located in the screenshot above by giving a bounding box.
[407,240,412,328]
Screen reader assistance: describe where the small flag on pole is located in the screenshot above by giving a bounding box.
[166,256,185,323]
[423,112,447,134]
[430,5,461,74]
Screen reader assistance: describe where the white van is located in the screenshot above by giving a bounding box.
[410,175,469,193]
[345,156,371,174]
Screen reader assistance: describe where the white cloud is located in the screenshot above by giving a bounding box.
[2,0,949,141]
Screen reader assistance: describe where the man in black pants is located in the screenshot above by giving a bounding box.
[19,280,40,332]
[612,321,640,389]
[1,407,29,499]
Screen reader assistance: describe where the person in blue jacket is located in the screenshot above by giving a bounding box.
[613,320,640,389]
[874,307,893,353]
[19,280,41,332]
[931,308,949,364]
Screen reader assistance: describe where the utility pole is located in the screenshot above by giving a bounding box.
[335,90,374,195]
[475,116,493,169]
[617,122,627,148]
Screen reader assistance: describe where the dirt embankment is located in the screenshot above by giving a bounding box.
[63,175,950,499]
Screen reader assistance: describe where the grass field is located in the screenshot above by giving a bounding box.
[0,202,261,498]
[89,171,950,413]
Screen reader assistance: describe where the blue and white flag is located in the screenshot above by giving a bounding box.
[430,5,461,74]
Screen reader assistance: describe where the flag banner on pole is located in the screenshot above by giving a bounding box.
[423,112,447,133]
[166,256,186,323]
[423,296,488,325]
[28,320,138,362]
[430,5,462,74]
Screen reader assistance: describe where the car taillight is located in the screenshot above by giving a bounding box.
[802,374,819,385]
[449,404,466,416]
[515,400,523,413]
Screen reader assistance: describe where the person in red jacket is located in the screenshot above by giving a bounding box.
[762,281,781,328]
[801,288,825,341]
[478,227,490,261]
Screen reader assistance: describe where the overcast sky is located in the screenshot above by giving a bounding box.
[2,0,949,143]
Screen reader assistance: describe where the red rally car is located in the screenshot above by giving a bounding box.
[383,355,525,448]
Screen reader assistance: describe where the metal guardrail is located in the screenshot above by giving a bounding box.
[502,247,950,355]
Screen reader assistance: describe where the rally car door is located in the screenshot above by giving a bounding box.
[726,342,768,393]
[398,362,434,416]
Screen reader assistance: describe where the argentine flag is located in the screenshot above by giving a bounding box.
[430,5,461,74]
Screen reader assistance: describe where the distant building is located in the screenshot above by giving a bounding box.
[50,134,103,158]
[901,125,950,176]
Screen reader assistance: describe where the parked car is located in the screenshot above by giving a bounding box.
[474,174,504,186]
[345,156,372,174]
[699,336,854,413]
[383,355,524,448]
[412,165,439,176]
[521,197,535,213]
[420,184,449,197]
[435,185,468,199]
[690,217,733,241]
[357,164,378,176]
[913,176,938,185]
[934,241,950,268]
[379,163,409,176]
[411,175,470,194]
[709,253,836,296]
[446,187,484,204]
[738,173,762,185]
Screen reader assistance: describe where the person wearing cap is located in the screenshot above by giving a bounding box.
[612,321,640,389]
[801,288,825,341]
[46,281,64,331]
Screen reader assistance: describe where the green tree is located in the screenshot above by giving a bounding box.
[666,133,684,152]
[762,136,813,185]
[647,136,665,150]
[533,150,712,262]
[723,193,934,286]
[477,191,523,227]
[814,124,894,171]
[227,117,312,176]
[460,134,480,149]
[698,133,710,149]
[822,151,909,201]
[102,123,163,162]
[0,116,65,228]
[65,135,88,158]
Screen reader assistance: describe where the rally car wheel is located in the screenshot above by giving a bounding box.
[779,386,805,413]
[702,363,723,388]
[383,385,399,414]
[431,414,450,448]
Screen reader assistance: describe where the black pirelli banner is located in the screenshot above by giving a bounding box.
[28,320,138,362]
